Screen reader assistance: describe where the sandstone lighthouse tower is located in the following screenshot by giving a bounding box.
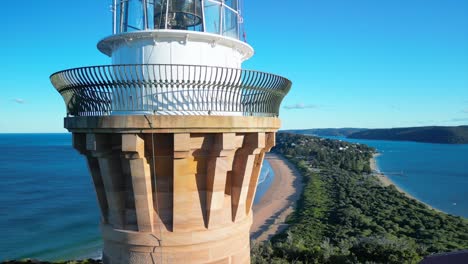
[51,1,291,263]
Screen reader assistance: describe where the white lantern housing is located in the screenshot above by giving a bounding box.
[51,0,290,117]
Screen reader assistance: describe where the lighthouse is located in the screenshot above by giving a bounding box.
[51,1,291,263]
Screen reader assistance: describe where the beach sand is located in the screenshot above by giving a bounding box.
[250,153,303,243]
[371,153,438,211]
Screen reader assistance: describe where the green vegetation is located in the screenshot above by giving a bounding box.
[252,133,468,264]
[348,126,468,144]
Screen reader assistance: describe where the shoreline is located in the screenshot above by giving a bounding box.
[250,153,303,243]
[370,153,440,212]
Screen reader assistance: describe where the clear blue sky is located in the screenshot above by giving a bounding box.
[1,0,467,132]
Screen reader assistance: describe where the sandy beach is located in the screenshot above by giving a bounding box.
[250,153,303,243]
[371,153,438,211]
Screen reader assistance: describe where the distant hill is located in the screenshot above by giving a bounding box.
[284,128,367,137]
[348,126,468,144]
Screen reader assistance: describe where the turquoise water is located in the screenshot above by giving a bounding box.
[0,133,273,261]
[255,160,274,204]
[320,136,468,218]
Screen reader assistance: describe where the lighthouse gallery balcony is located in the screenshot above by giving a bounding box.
[51,64,291,117]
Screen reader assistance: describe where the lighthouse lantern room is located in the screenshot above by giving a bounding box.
[99,0,252,68]
[52,0,289,117]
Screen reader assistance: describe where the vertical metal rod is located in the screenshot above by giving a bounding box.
[117,65,127,111]
[210,67,217,112]
[124,0,130,32]
[236,0,240,39]
[143,0,148,30]
[227,68,237,112]
[81,68,93,114]
[157,65,163,112]
[149,65,155,112]
[214,67,220,111]
[272,76,282,114]
[245,71,256,113]
[90,67,106,114]
[234,69,243,113]
[165,0,169,29]
[258,74,270,114]
[120,0,125,33]
[75,68,90,113]
[219,1,223,35]
[198,65,204,111]
[201,0,206,32]
[130,65,140,111]
[164,65,168,111]
[143,64,149,112]
[100,66,114,112]
[113,0,117,34]
[124,65,134,110]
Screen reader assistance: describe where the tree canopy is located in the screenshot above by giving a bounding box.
[252,133,468,264]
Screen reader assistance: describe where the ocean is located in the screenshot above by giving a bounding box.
[319,136,468,218]
[0,133,274,261]
[3,133,466,261]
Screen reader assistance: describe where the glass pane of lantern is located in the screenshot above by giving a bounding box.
[154,0,203,30]
[204,1,221,34]
[154,0,165,29]
[126,0,144,32]
[222,7,238,39]
[117,0,130,33]
[116,1,123,33]
[225,0,237,10]
[146,0,155,30]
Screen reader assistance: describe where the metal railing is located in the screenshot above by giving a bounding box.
[50,64,291,117]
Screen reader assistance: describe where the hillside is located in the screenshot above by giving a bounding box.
[348,126,468,144]
[284,128,367,137]
[252,133,468,264]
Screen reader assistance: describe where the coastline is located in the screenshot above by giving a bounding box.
[250,153,303,243]
[371,153,440,212]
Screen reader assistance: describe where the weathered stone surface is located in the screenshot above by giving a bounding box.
[66,116,279,264]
